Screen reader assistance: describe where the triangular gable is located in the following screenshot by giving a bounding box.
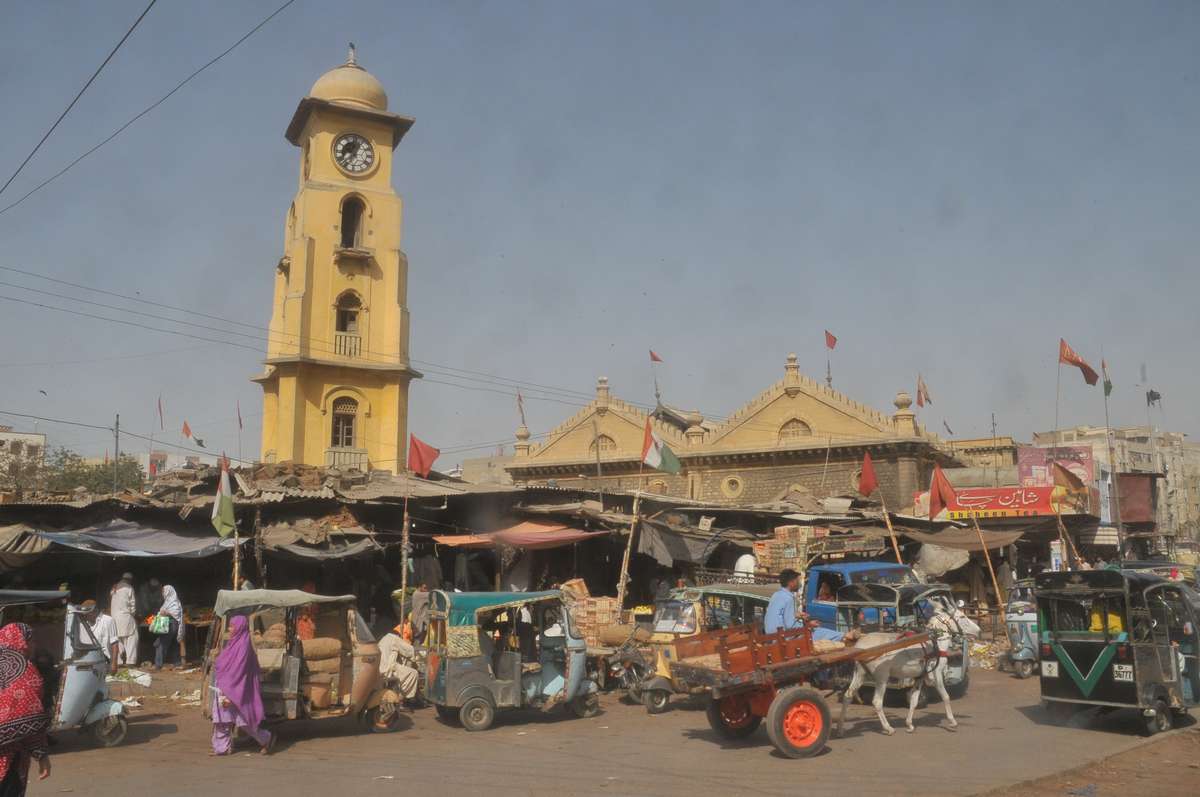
[706,371,894,450]
[527,393,686,463]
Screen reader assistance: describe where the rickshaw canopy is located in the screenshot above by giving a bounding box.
[433,590,562,627]
[213,589,356,618]
[676,583,778,602]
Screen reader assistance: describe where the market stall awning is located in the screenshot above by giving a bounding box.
[637,519,757,567]
[885,525,1027,551]
[30,519,243,558]
[434,520,610,550]
[259,516,380,559]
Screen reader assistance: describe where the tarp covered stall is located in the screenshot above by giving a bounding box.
[433,520,610,550]
[851,524,1026,552]
[259,518,380,560]
[0,524,50,569]
[30,519,243,558]
[637,519,756,567]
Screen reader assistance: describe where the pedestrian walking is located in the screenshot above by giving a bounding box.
[110,573,139,667]
[0,623,52,796]
[153,585,184,670]
[210,615,274,756]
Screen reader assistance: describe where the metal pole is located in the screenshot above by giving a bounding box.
[1102,387,1125,560]
[112,413,120,493]
[399,480,411,619]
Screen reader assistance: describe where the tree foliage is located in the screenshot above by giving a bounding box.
[42,448,144,494]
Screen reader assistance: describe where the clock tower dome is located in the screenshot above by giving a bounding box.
[254,46,420,473]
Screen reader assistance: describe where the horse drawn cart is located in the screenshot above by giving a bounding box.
[669,623,930,758]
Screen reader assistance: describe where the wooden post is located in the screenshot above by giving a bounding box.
[1055,509,1081,568]
[878,494,903,564]
[971,513,1011,646]
[232,527,240,590]
[615,491,641,611]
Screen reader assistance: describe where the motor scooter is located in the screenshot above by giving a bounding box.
[57,606,128,746]
[1003,579,1038,679]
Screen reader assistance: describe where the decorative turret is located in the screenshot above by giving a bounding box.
[893,391,918,436]
[685,410,706,447]
[513,424,532,458]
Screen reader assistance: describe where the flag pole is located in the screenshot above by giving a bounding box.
[1101,357,1125,561]
[877,492,903,564]
[616,459,644,612]
[970,513,1010,645]
[400,473,411,620]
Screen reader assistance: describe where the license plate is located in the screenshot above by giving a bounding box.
[1042,660,1058,677]
[1112,664,1133,682]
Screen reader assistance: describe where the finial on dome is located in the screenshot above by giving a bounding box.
[347,42,357,66]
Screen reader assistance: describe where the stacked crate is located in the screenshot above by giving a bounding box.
[753,525,824,577]
[572,596,621,648]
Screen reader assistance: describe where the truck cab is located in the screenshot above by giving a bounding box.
[804,562,921,630]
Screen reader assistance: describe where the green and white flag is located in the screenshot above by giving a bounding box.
[641,418,682,474]
[211,456,237,537]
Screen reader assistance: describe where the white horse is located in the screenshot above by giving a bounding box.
[838,600,980,736]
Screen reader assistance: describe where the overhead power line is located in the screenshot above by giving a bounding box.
[0,0,158,198]
[0,0,299,218]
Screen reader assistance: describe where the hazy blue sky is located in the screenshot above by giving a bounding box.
[1,1,1197,467]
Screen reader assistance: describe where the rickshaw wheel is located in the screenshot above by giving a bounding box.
[459,696,495,732]
[1143,699,1172,737]
[706,695,761,739]
[434,704,459,724]
[766,687,830,759]
[569,693,600,719]
[367,702,403,733]
[93,715,128,747]
[643,690,670,714]
[1014,660,1035,680]
[945,671,970,699]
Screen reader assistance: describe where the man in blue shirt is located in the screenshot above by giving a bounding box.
[764,569,802,634]
[765,569,847,643]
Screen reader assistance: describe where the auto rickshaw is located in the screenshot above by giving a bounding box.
[637,582,776,713]
[202,589,403,732]
[0,590,128,746]
[1003,578,1038,678]
[1036,569,1200,735]
[425,590,599,731]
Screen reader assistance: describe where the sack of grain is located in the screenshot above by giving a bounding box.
[305,656,342,674]
[301,637,343,661]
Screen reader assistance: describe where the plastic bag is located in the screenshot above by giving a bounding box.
[149,615,171,635]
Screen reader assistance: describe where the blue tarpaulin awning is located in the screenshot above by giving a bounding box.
[32,519,243,558]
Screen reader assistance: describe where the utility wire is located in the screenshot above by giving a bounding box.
[0,0,157,198]
[0,0,299,218]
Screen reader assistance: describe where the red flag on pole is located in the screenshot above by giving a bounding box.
[824,330,837,350]
[649,350,663,363]
[916,375,932,408]
[407,434,440,478]
[929,465,957,520]
[858,451,878,497]
[182,420,192,439]
[1058,338,1099,386]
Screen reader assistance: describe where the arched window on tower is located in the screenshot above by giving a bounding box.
[778,418,813,443]
[334,293,362,357]
[331,397,358,449]
[340,197,365,248]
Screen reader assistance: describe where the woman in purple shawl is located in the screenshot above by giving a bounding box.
[210,615,274,756]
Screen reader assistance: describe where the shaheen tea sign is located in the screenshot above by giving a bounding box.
[914,485,1095,519]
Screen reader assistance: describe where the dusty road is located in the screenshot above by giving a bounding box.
[36,670,1185,797]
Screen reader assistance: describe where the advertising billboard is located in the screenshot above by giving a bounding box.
[1018,445,1094,488]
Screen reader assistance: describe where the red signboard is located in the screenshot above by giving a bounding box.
[914,485,1094,519]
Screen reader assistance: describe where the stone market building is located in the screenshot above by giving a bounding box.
[505,354,959,509]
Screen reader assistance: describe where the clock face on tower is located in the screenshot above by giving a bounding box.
[333,133,374,174]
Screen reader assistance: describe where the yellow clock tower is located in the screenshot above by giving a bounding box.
[254,47,420,473]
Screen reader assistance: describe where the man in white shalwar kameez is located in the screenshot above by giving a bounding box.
[110,573,139,667]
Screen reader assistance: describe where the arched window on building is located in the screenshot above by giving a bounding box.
[331,397,358,449]
[334,293,362,356]
[340,197,365,248]
[588,434,617,455]
[778,418,813,443]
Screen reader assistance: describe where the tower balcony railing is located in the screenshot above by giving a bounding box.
[325,447,368,471]
[334,333,362,358]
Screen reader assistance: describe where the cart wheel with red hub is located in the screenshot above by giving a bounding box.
[765,687,831,759]
[705,694,762,739]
